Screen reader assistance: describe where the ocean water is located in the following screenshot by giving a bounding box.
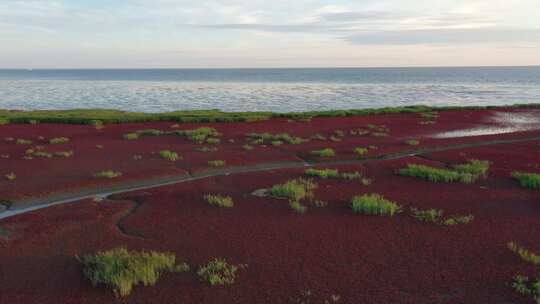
[0,67,539,113]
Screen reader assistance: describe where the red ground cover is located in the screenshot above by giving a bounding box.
[1,107,539,303]
[2,107,539,202]
[1,147,539,303]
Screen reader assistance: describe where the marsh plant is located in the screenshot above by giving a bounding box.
[196,146,218,153]
[247,132,306,145]
[78,247,189,297]
[269,178,317,203]
[304,168,363,181]
[354,147,369,156]
[197,258,244,286]
[511,275,540,304]
[410,208,474,225]
[351,194,401,216]
[4,172,16,181]
[512,171,540,189]
[204,194,234,208]
[208,160,226,167]
[398,160,490,184]
[16,138,33,145]
[406,139,420,146]
[94,170,122,179]
[508,242,540,265]
[290,201,308,214]
[159,150,182,162]
[310,148,336,157]
[49,137,70,144]
[123,133,139,140]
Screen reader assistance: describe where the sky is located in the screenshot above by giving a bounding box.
[1,0,540,68]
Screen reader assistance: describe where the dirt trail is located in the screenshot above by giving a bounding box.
[1,135,540,221]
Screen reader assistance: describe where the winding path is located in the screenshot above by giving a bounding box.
[1,135,539,221]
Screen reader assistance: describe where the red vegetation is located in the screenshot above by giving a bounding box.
[1,107,539,303]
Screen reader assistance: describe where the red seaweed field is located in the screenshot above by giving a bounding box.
[1,107,539,303]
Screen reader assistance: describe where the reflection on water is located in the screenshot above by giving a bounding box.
[432,111,540,138]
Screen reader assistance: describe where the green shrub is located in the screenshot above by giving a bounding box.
[305,168,340,179]
[354,147,369,156]
[271,140,283,146]
[512,171,540,189]
[453,159,490,178]
[94,170,122,179]
[247,132,306,145]
[196,146,218,153]
[511,275,540,304]
[123,133,139,140]
[136,129,164,136]
[175,127,220,143]
[442,214,474,226]
[290,201,307,214]
[78,247,188,297]
[398,164,477,183]
[16,139,32,145]
[204,194,234,208]
[159,150,181,162]
[410,208,443,223]
[269,178,317,203]
[242,144,254,151]
[206,138,221,144]
[208,160,226,167]
[340,171,363,180]
[508,242,540,265]
[406,139,420,146]
[310,148,335,157]
[351,194,401,216]
[197,258,243,286]
[49,137,70,144]
[4,172,16,181]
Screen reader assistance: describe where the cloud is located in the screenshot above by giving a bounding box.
[344,28,540,45]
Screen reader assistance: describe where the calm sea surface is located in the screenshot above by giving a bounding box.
[0,67,539,113]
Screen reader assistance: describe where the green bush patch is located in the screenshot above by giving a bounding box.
[351,194,401,216]
[508,242,540,265]
[511,275,540,304]
[79,247,189,297]
[159,150,181,162]
[197,258,244,286]
[49,137,70,144]
[94,170,122,179]
[204,194,234,208]
[208,160,226,167]
[310,148,336,157]
[512,171,540,189]
[269,178,317,203]
[398,160,489,184]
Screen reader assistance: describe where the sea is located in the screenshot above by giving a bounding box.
[0,67,539,113]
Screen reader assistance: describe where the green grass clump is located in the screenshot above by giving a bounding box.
[197,258,243,286]
[196,146,218,153]
[399,164,462,183]
[271,140,283,146]
[511,275,540,304]
[310,148,335,157]
[123,133,139,140]
[410,208,443,223]
[247,132,306,145]
[242,144,254,151]
[512,171,540,189]
[354,147,369,156]
[508,242,540,265]
[410,207,474,225]
[16,139,33,145]
[0,118,8,125]
[136,129,164,136]
[406,139,420,146]
[176,127,220,143]
[159,150,181,162]
[4,172,16,181]
[206,138,221,144]
[290,201,308,214]
[78,247,189,297]
[304,168,362,181]
[204,194,234,208]
[269,178,317,203]
[400,160,490,183]
[351,194,401,216]
[305,168,340,179]
[55,150,75,158]
[208,160,226,167]
[94,170,122,179]
[49,137,70,144]
[453,159,490,178]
